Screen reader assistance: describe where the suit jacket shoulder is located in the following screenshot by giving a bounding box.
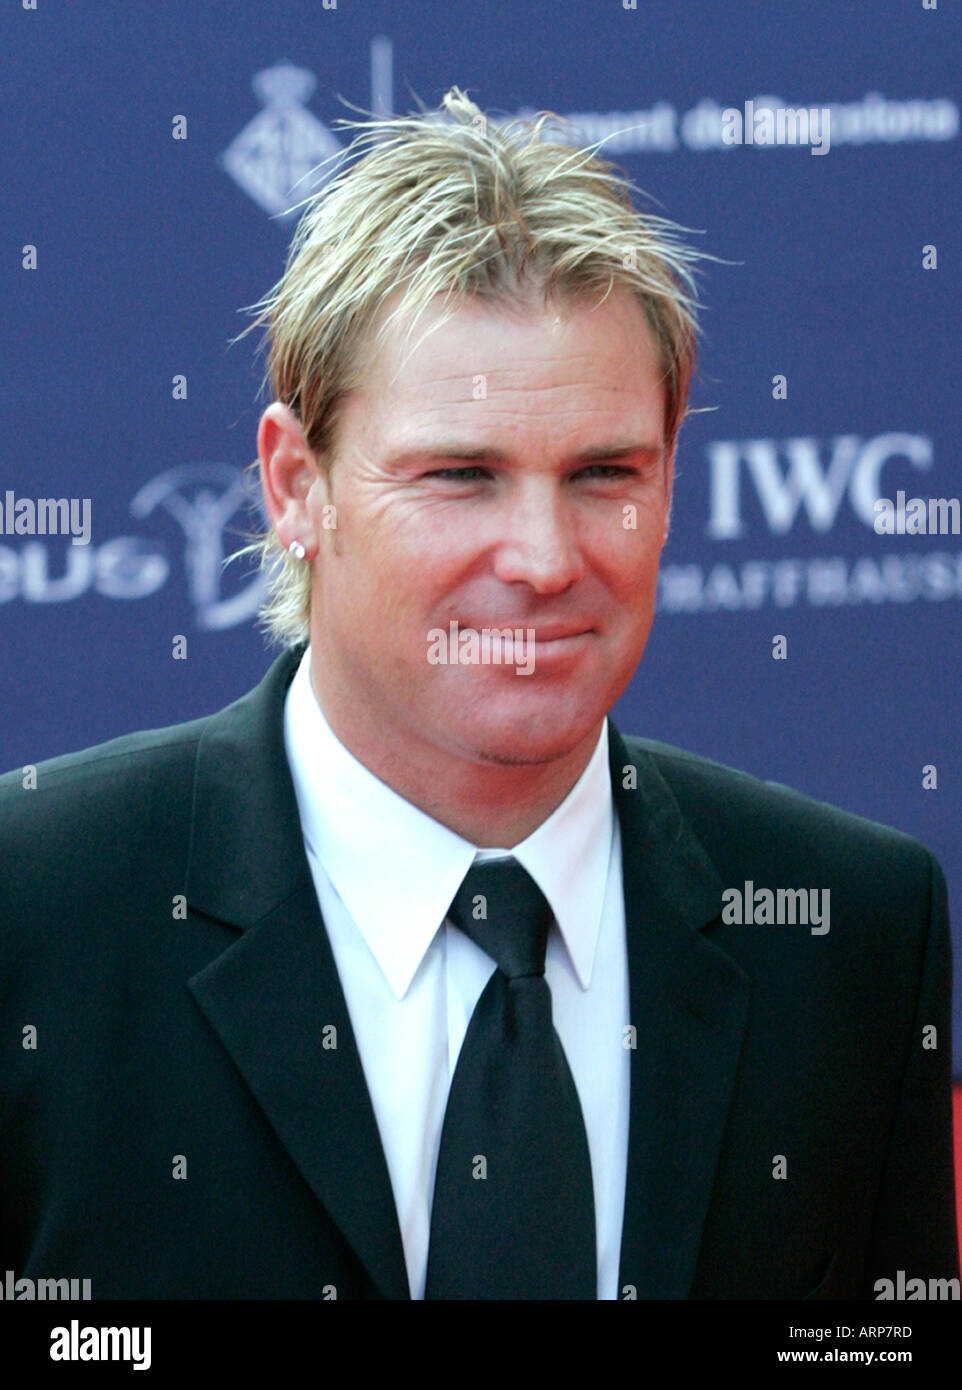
[618,729,941,944]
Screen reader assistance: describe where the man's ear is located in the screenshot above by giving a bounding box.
[662,445,675,544]
[258,402,319,557]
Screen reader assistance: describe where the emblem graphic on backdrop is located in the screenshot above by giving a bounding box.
[0,464,266,628]
[220,64,345,220]
[129,464,267,630]
[220,39,395,218]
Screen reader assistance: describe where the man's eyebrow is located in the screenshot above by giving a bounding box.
[574,441,665,463]
[386,441,666,466]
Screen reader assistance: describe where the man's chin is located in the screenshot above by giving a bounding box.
[467,743,578,769]
[452,709,605,769]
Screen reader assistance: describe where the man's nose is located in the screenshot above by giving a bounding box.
[490,480,585,593]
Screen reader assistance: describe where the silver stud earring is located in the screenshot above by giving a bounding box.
[288,540,307,560]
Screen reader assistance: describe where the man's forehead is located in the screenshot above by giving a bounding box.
[347,287,665,422]
[341,390,666,469]
[359,283,658,375]
[372,436,668,470]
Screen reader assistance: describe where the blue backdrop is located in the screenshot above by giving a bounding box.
[4,1,960,1069]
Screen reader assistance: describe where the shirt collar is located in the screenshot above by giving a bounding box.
[283,646,614,1000]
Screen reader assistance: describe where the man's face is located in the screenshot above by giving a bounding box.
[304,285,672,768]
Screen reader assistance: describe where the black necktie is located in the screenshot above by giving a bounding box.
[424,856,596,1299]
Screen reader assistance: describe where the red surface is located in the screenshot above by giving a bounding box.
[955,1084,962,1259]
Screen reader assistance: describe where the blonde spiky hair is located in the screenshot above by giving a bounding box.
[232,85,707,648]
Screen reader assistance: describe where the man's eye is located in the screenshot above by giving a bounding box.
[426,467,490,482]
[575,464,636,480]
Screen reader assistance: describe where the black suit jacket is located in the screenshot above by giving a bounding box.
[0,645,957,1299]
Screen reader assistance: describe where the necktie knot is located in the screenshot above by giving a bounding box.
[446,856,554,979]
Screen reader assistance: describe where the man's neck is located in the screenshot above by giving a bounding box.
[307,657,603,848]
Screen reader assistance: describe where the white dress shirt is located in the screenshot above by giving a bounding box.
[283,645,630,1299]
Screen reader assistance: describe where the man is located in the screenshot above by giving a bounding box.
[0,88,957,1301]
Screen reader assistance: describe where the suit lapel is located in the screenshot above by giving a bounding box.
[608,721,750,1299]
[184,645,410,1301]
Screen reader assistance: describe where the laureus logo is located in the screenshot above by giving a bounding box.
[129,464,266,630]
[0,463,265,627]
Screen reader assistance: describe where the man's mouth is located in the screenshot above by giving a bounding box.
[459,624,594,641]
